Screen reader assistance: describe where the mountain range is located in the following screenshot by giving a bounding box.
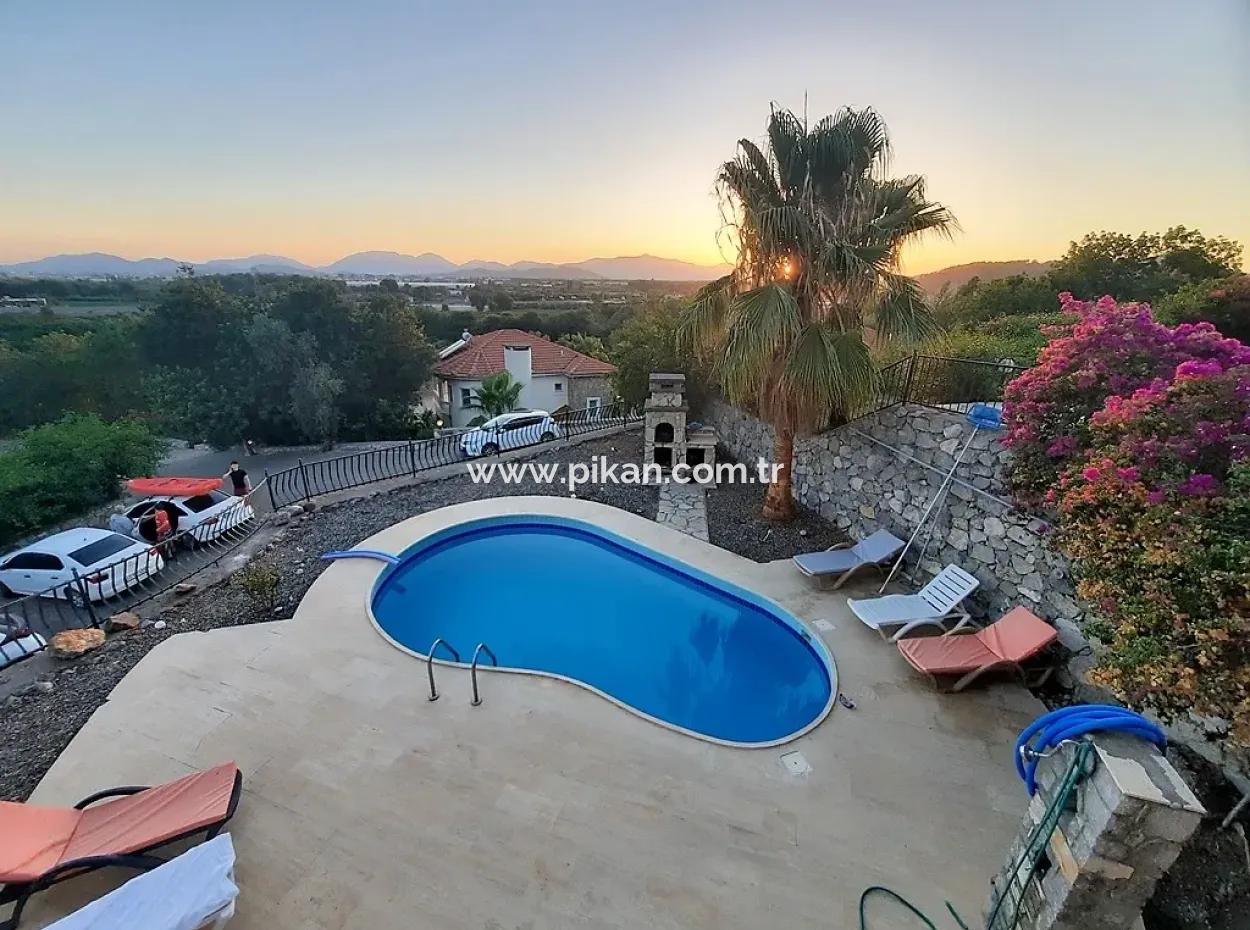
[0,251,732,282]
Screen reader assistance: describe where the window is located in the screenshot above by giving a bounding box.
[182,492,227,513]
[6,552,64,571]
[68,535,134,566]
[504,416,543,431]
[460,387,473,408]
[554,382,563,392]
[586,397,601,411]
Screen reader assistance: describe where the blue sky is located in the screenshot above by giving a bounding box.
[2,0,1247,271]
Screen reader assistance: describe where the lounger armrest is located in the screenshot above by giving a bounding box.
[825,541,854,552]
[74,785,149,809]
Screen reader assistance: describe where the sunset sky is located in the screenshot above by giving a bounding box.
[2,0,1247,273]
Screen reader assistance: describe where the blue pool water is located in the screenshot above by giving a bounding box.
[370,516,834,744]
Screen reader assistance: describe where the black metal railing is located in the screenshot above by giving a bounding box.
[0,491,263,666]
[844,354,1027,424]
[265,401,642,509]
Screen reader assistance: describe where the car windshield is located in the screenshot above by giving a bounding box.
[68,534,136,566]
[480,416,506,429]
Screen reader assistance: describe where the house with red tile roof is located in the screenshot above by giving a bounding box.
[432,329,616,427]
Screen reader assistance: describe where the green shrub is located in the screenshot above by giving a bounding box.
[235,563,281,613]
[0,414,166,546]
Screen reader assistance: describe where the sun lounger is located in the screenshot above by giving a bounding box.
[792,529,905,589]
[897,606,1058,691]
[45,833,238,930]
[846,564,980,641]
[0,763,241,930]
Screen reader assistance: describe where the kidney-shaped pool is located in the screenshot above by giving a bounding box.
[369,515,835,746]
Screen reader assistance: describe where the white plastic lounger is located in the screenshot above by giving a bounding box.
[45,833,238,930]
[792,529,906,589]
[847,564,980,641]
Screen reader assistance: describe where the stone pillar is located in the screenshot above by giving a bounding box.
[989,734,1205,930]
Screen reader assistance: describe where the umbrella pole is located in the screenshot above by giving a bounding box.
[878,427,981,594]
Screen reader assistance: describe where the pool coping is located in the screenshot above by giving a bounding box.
[352,496,839,749]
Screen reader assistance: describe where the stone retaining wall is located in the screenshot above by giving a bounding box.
[704,399,1079,624]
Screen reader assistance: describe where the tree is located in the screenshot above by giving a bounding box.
[470,371,523,422]
[488,290,514,313]
[558,333,609,361]
[290,363,344,448]
[467,285,490,310]
[1155,275,1250,342]
[341,294,437,435]
[681,105,953,519]
[607,303,684,407]
[378,278,401,294]
[1048,227,1242,302]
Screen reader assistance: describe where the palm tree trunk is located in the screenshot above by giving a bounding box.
[761,429,796,522]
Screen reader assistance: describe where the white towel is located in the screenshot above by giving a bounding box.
[46,833,238,930]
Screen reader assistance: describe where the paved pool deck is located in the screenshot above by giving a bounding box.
[16,496,1045,929]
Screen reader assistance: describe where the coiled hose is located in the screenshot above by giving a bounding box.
[1014,704,1166,796]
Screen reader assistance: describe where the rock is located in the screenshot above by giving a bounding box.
[943,423,963,439]
[949,528,970,551]
[174,583,197,595]
[273,511,291,526]
[971,543,996,564]
[939,437,961,455]
[983,516,1006,538]
[301,501,318,513]
[152,620,168,631]
[49,628,106,659]
[104,611,141,633]
[18,680,53,696]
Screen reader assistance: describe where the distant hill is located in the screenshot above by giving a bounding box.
[322,251,459,276]
[914,260,1051,294]
[1,250,732,282]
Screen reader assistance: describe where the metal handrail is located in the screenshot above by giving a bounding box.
[470,643,498,706]
[426,638,461,701]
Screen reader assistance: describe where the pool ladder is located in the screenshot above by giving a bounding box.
[425,638,498,706]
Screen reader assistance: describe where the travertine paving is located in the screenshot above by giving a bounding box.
[17,497,1045,930]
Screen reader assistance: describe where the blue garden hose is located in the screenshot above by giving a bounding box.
[320,549,400,566]
[1015,704,1167,796]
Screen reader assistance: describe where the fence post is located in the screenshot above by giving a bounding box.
[408,439,417,476]
[263,468,276,510]
[71,568,100,628]
[297,458,312,502]
[902,352,918,404]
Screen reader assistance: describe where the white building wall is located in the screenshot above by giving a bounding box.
[442,375,567,427]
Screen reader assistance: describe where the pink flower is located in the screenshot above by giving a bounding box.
[1082,466,1101,481]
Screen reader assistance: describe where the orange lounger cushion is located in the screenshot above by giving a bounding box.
[64,764,239,862]
[0,763,239,884]
[0,805,82,884]
[897,607,1058,679]
[897,635,999,677]
[976,607,1058,663]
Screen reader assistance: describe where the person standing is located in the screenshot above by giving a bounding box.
[224,461,251,497]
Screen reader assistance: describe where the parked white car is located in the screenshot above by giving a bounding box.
[0,615,46,669]
[460,411,563,458]
[0,529,165,607]
[126,490,255,544]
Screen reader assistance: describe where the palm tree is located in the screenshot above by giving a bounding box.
[469,371,523,424]
[681,105,955,520]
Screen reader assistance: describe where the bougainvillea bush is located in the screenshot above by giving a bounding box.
[1001,293,1250,502]
[1002,296,1250,747]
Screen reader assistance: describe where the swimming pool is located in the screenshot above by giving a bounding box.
[368,515,835,746]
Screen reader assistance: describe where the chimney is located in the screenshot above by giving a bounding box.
[503,344,532,406]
